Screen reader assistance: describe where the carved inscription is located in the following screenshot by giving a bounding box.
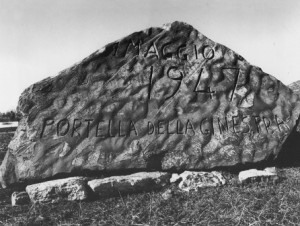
[194,68,215,99]
[40,115,290,139]
[39,38,288,141]
[101,40,250,105]
[76,37,243,106]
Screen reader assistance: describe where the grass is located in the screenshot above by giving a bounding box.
[1,135,300,225]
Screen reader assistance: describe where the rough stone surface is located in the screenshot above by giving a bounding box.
[238,167,278,183]
[289,81,300,95]
[88,172,170,197]
[26,177,88,203]
[1,21,300,186]
[11,191,30,206]
[170,171,225,192]
[289,81,300,132]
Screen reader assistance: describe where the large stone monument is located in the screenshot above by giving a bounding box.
[1,22,300,187]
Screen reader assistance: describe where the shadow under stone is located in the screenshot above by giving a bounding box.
[275,118,300,167]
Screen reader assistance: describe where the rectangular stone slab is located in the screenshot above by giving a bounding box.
[1,21,300,187]
[25,177,88,203]
[88,172,170,197]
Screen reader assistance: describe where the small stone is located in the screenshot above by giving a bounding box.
[171,171,226,192]
[238,167,278,184]
[34,215,45,224]
[264,167,277,174]
[11,191,30,206]
[88,172,170,197]
[161,189,173,200]
[170,173,181,183]
[26,177,88,203]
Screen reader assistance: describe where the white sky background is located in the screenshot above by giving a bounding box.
[0,0,300,112]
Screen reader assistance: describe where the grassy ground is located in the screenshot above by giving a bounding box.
[1,134,300,225]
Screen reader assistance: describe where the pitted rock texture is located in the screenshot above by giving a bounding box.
[25,177,88,203]
[88,172,170,197]
[1,21,300,186]
[170,171,226,192]
[289,81,300,132]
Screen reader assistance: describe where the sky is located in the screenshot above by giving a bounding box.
[0,0,300,112]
